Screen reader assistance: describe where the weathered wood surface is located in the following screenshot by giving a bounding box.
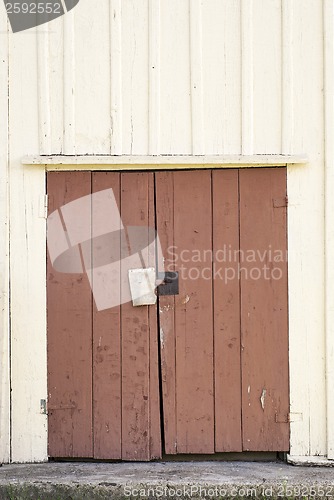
[120,173,157,460]
[169,170,214,454]
[47,171,93,457]
[47,168,290,458]
[213,170,242,452]
[92,172,122,459]
[240,168,289,451]
[155,171,177,454]
[48,172,162,460]
[0,13,10,464]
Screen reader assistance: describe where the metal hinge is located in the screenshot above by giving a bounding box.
[40,399,47,415]
[275,412,303,423]
[39,194,48,218]
[273,196,288,208]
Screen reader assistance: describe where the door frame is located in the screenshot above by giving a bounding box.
[18,154,307,462]
[46,167,291,459]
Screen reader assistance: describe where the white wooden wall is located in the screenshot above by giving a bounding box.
[0,0,333,462]
[0,8,10,464]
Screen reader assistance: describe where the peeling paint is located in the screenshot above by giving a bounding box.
[160,328,165,349]
[182,294,190,304]
[159,304,173,313]
[260,388,267,411]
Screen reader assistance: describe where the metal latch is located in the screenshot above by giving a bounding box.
[157,271,179,296]
[128,269,179,305]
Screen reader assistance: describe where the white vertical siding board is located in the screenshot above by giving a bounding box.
[281,0,294,154]
[48,17,64,154]
[289,0,326,457]
[252,0,282,153]
[241,0,254,155]
[0,12,10,464]
[63,8,76,154]
[74,0,111,154]
[301,0,326,457]
[37,26,51,154]
[121,0,149,155]
[287,171,311,457]
[160,0,192,154]
[110,0,123,155]
[148,0,161,155]
[324,0,334,460]
[9,30,47,463]
[202,0,241,155]
[283,0,310,458]
[189,0,204,155]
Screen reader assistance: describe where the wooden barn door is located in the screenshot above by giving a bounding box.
[47,172,161,460]
[47,168,289,460]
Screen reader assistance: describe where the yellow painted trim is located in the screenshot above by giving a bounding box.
[22,154,308,170]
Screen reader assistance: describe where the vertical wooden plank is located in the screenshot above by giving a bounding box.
[202,0,241,154]
[240,168,289,452]
[252,0,282,153]
[92,172,122,459]
[121,0,149,154]
[63,8,76,154]
[282,0,309,457]
[148,173,162,459]
[241,0,254,155]
[189,0,204,155]
[148,0,161,155]
[160,0,192,154]
[324,0,334,461]
[10,28,47,463]
[37,25,51,154]
[120,172,151,460]
[47,171,93,457]
[48,16,64,154]
[0,12,10,464]
[288,0,325,457]
[282,0,310,458]
[110,0,123,155]
[74,0,111,153]
[282,0,294,155]
[303,0,326,458]
[155,171,177,454]
[173,170,214,453]
[212,170,242,452]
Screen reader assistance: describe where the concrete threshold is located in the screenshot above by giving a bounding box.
[1,461,334,500]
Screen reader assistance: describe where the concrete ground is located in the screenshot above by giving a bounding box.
[1,461,334,500]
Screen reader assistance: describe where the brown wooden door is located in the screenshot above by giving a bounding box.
[47,168,289,460]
